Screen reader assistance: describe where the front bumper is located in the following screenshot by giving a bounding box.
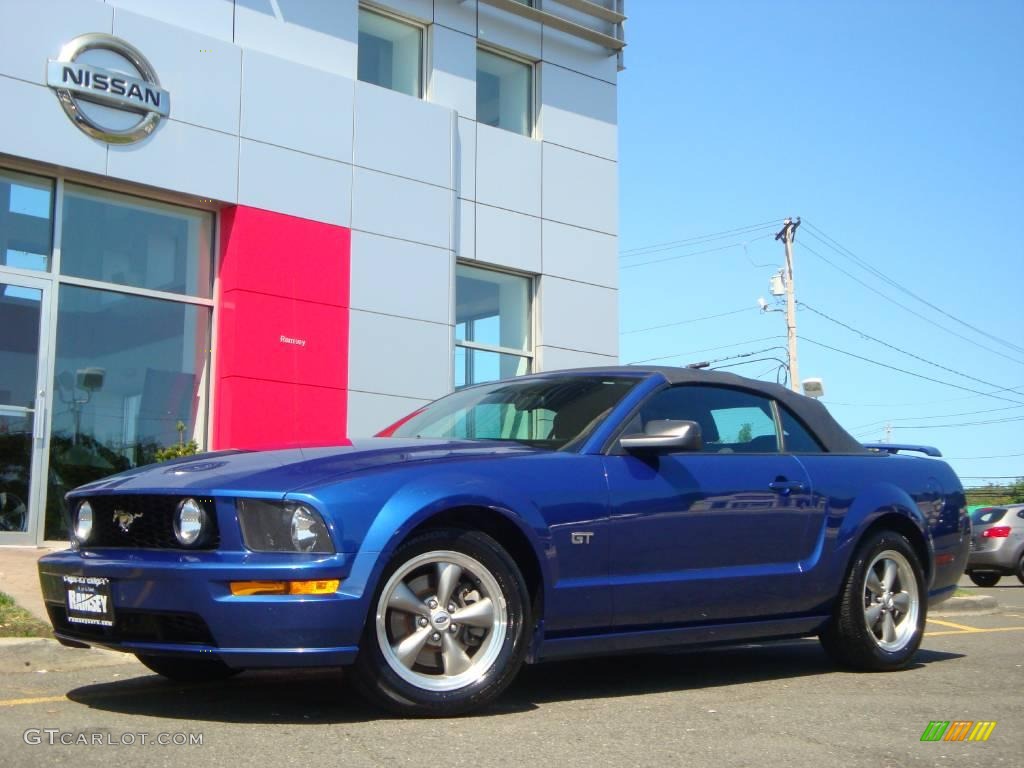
[38,548,366,668]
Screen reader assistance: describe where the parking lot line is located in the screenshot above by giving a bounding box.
[927,618,983,631]
[0,694,67,708]
[925,626,1024,637]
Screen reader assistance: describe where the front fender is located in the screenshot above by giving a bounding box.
[336,473,552,614]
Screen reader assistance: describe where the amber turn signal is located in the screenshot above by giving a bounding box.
[230,579,340,596]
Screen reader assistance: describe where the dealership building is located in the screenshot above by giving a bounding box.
[0,0,624,544]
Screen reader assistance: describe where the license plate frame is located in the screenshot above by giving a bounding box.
[63,575,114,627]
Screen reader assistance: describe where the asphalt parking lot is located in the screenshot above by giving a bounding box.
[1,576,1021,768]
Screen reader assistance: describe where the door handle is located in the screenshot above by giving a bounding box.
[769,480,805,495]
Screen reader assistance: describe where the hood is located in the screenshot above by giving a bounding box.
[67,439,539,498]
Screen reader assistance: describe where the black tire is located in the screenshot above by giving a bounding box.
[820,530,926,671]
[136,654,241,682]
[352,528,531,717]
[1016,555,1024,586]
[968,571,1001,588]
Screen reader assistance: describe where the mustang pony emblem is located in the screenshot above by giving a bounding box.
[112,510,142,533]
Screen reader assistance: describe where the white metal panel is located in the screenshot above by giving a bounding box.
[476,203,541,273]
[538,62,617,161]
[107,118,238,201]
[477,0,541,60]
[542,141,618,234]
[476,123,541,217]
[0,0,113,84]
[348,310,452,400]
[456,198,475,260]
[347,390,430,438]
[367,0,433,23]
[434,0,477,36]
[351,166,452,249]
[541,13,618,84]
[113,9,242,136]
[542,219,617,289]
[429,24,476,119]
[0,75,107,175]
[233,0,358,79]
[241,50,354,162]
[538,275,618,355]
[237,138,353,225]
[353,81,453,188]
[536,345,617,372]
[456,116,476,200]
[350,231,451,324]
[105,0,234,41]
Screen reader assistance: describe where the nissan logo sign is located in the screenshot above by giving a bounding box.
[47,33,169,144]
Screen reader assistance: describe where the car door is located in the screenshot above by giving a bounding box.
[605,384,816,627]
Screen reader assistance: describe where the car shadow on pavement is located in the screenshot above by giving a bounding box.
[65,641,963,723]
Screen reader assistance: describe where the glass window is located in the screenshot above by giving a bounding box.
[455,265,532,387]
[1,170,53,272]
[60,185,213,298]
[477,49,533,136]
[358,8,423,97]
[634,385,780,453]
[778,406,824,452]
[388,375,639,449]
[45,285,211,539]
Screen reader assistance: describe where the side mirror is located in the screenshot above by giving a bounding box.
[620,420,703,453]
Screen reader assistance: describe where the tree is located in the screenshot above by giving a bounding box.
[737,423,753,443]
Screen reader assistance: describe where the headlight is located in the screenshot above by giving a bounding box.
[74,501,93,542]
[237,500,334,553]
[174,498,208,547]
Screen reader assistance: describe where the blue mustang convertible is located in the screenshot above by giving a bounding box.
[39,367,969,716]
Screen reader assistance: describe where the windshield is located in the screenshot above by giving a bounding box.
[382,376,641,450]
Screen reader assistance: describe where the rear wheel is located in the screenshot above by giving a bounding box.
[820,530,925,671]
[352,528,531,717]
[135,654,240,682]
[968,571,1002,588]
[1016,555,1024,586]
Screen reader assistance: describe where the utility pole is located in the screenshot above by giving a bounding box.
[775,217,801,393]
[884,423,892,444]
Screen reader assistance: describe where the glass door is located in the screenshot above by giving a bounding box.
[0,274,51,544]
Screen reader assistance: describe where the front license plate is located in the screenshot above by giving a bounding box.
[63,575,114,627]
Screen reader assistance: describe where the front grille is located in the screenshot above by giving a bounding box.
[47,605,216,646]
[79,495,219,550]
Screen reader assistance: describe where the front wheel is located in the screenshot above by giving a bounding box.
[820,531,926,671]
[135,654,241,682]
[352,528,531,717]
[968,571,1002,588]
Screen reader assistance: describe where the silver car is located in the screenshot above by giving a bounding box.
[966,504,1024,587]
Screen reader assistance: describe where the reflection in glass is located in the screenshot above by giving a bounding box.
[61,185,213,298]
[455,346,530,388]
[455,265,531,350]
[0,411,32,532]
[358,8,423,97]
[46,285,210,539]
[477,49,533,136]
[0,285,42,409]
[1,170,53,272]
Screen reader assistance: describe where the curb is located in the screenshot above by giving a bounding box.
[930,595,999,616]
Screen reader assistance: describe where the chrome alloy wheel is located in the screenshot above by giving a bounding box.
[375,550,508,692]
[862,549,920,652]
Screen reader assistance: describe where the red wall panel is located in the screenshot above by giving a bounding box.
[213,206,350,450]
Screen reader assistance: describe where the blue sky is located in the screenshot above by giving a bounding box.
[616,0,1024,486]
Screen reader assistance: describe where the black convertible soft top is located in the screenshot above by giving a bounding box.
[534,365,867,454]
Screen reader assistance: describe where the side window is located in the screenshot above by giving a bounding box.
[635,385,779,453]
[778,406,825,453]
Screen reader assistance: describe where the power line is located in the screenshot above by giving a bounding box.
[891,415,1024,429]
[798,301,1022,395]
[946,452,1024,460]
[959,476,1024,480]
[803,221,1024,356]
[849,404,1024,432]
[620,234,775,270]
[800,241,1024,366]
[621,307,755,335]
[619,220,781,257]
[626,335,784,365]
[801,336,1024,406]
